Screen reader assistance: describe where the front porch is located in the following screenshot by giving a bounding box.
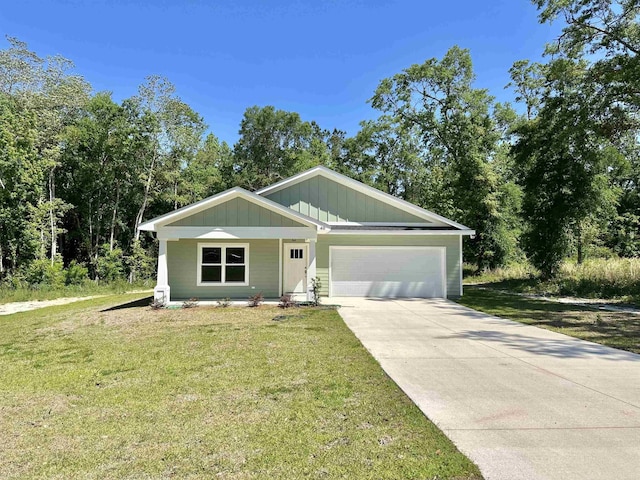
[153,226,318,305]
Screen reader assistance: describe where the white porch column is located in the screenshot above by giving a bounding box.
[278,238,283,297]
[306,239,317,302]
[154,238,170,304]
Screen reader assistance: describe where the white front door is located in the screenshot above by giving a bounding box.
[283,243,308,294]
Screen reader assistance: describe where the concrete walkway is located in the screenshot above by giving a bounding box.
[335,297,640,480]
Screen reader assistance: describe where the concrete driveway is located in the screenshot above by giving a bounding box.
[334,297,640,480]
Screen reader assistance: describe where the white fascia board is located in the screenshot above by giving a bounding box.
[326,221,437,227]
[326,229,476,236]
[256,166,471,231]
[157,226,317,240]
[139,187,329,232]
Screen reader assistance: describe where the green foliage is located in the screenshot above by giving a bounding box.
[466,258,640,300]
[127,240,155,282]
[64,260,88,286]
[22,256,65,288]
[371,46,523,269]
[231,106,332,190]
[95,244,125,283]
[311,277,322,306]
[510,0,640,277]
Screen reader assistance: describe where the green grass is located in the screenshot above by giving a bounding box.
[465,258,640,304]
[457,286,640,354]
[0,281,152,304]
[0,293,481,480]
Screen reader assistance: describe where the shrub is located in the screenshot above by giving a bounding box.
[127,240,156,282]
[279,294,296,309]
[248,292,264,307]
[96,244,125,282]
[65,260,89,286]
[150,298,165,310]
[217,297,231,308]
[311,277,322,306]
[23,257,65,288]
[182,297,199,309]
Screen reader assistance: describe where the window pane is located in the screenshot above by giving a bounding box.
[225,266,245,282]
[290,250,294,259]
[201,265,221,282]
[202,247,221,264]
[298,249,303,259]
[226,247,245,264]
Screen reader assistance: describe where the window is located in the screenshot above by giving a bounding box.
[198,243,249,285]
[290,248,304,259]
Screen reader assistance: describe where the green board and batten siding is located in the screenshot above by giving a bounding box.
[168,239,279,299]
[264,176,426,223]
[167,197,303,227]
[316,235,462,298]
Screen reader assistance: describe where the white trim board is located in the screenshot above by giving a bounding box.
[156,226,318,240]
[326,229,475,236]
[256,166,471,231]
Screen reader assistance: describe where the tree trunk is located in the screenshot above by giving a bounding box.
[109,183,120,251]
[49,167,57,264]
[577,226,584,265]
[134,154,156,242]
[174,181,178,210]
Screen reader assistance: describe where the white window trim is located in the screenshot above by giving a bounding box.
[197,243,250,286]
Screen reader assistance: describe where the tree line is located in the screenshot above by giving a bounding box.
[0,0,638,288]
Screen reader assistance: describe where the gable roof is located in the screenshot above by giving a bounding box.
[138,187,329,232]
[256,166,471,230]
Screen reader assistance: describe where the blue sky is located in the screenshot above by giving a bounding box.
[0,0,560,144]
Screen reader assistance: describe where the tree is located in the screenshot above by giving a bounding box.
[509,0,640,274]
[507,60,545,120]
[231,106,328,190]
[58,92,139,271]
[370,46,521,269]
[339,118,425,204]
[0,94,40,274]
[513,59,616,276]
[535,0,639,131]
[0,37,90,266]
[130,76,206,241]
[182,133,231,204]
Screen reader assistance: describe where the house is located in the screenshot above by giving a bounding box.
[139,166,475,303]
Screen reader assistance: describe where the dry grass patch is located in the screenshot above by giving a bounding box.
[0,293,482,479]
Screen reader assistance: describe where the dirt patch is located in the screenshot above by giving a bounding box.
[0,296,106,316]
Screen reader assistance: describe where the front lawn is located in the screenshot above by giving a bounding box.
[0,294,481,479]
[457,286,640,354]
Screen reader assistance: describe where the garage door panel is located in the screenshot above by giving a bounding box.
[330,247,445,298]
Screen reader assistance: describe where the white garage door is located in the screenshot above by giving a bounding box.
[330,246,446,298]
